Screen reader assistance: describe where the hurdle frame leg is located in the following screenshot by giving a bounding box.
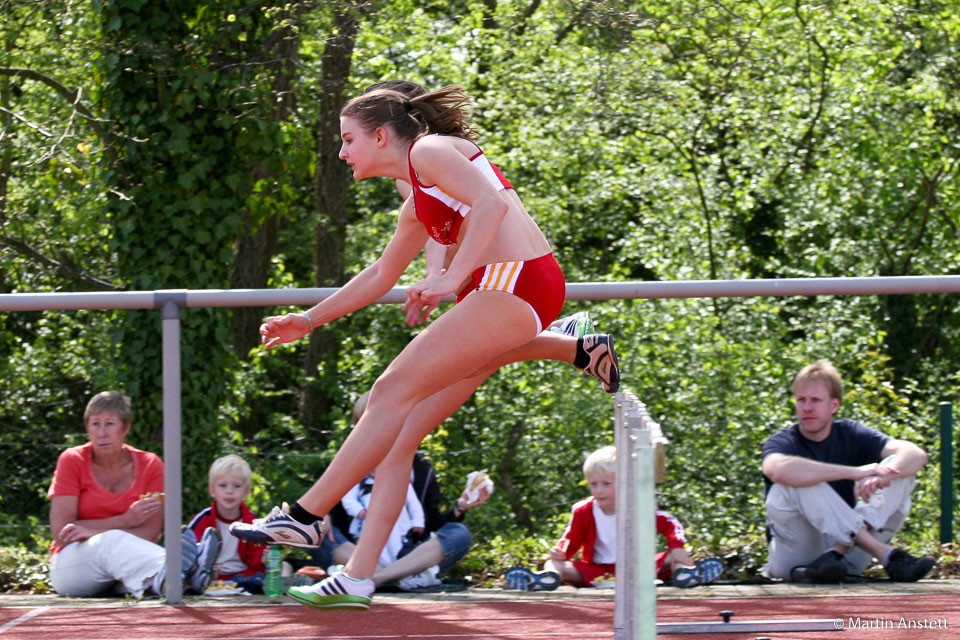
[614,391,658,640]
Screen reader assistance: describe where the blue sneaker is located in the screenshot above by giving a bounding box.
[672,557,724,588]
[180,526,199,575]
[230,502,323,549]
[287,570,374,610]
[150,527,221,596]
[187,527,222,593]
[503,566,561,591]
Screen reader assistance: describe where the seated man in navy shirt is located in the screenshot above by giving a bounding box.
[761,359,935,583]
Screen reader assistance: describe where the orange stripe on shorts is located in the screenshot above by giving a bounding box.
[481,261,521,292]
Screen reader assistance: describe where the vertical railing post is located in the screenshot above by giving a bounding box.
[941,401,954,544]
[159,292,186,604]
[614,393,630,639]
[629,407,656,639]
[614,392,657,640]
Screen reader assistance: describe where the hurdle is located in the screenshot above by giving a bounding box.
[613,391,663,639]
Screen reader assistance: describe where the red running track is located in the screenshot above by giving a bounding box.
[0,593,956,639]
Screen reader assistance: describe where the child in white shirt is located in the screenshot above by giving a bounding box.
[342,469,425,567]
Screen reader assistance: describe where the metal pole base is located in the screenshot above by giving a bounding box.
[657,610,842,634]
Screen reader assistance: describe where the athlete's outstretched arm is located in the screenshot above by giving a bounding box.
[261,198,428,348]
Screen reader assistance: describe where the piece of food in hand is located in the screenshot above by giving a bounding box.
[296,566,327,579]
[139,491,165,502]
[468,471,489,491]
[464,470,494,503]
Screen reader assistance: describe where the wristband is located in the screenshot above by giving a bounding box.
[300,312,314,330]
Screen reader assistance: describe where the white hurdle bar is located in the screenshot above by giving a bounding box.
[614,391,667,640]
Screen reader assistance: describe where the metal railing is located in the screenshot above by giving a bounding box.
[3,274,960,607]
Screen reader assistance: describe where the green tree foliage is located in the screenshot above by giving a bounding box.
[93,0,315,504]
[1,0,958,583]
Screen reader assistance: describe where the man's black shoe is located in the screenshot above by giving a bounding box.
[806,550,846,583]
[789,566,815,583]
[884,549,935,582]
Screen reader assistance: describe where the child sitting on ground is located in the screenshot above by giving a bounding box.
[342,468,426,568]
[505,445,723,590]
[187,454,266,593]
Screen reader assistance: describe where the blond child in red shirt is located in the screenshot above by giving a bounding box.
[506,446,723,590]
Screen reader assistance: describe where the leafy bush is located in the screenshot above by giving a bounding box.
[458,532,560,587]
[0,544,51,594]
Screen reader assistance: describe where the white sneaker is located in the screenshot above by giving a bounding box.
[398,565,441,591]
[287,570,374,610]
[229,502,324,548]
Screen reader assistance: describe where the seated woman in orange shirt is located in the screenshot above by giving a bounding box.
[47,391,220,597]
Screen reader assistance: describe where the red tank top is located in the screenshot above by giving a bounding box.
[408,137,513,245]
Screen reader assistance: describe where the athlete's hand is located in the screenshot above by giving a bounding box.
[854,462,896,482]
[260,313,313,349]
[406,275,456,318]
[402,295,438,327]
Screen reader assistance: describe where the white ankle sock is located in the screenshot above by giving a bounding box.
[336,572,374,595]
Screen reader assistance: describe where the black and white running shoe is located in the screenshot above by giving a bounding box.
[229,502,323,548]
[582,334,621,393]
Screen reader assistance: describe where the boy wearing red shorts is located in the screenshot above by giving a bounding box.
[506,446,723,590]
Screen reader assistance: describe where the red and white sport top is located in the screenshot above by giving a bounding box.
[408,137,514,245]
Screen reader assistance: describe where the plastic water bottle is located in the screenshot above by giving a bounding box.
[264,545,284,597]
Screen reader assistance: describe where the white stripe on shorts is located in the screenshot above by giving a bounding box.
[479,260,523,294]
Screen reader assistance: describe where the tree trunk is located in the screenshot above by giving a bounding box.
[230,16,298,361]
[298,4,360,433]
[228,12,300,440]
[496,420,534,533]
[0,69,10,224]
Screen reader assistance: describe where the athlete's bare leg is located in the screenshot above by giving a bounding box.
[294,292,535,567]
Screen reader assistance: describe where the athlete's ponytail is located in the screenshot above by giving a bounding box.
[340,84,477,141]
[406,85,477,140]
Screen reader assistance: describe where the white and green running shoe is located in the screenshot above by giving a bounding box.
[551,311,595,338]
[287,570,374,611]
[552,312,597,372]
